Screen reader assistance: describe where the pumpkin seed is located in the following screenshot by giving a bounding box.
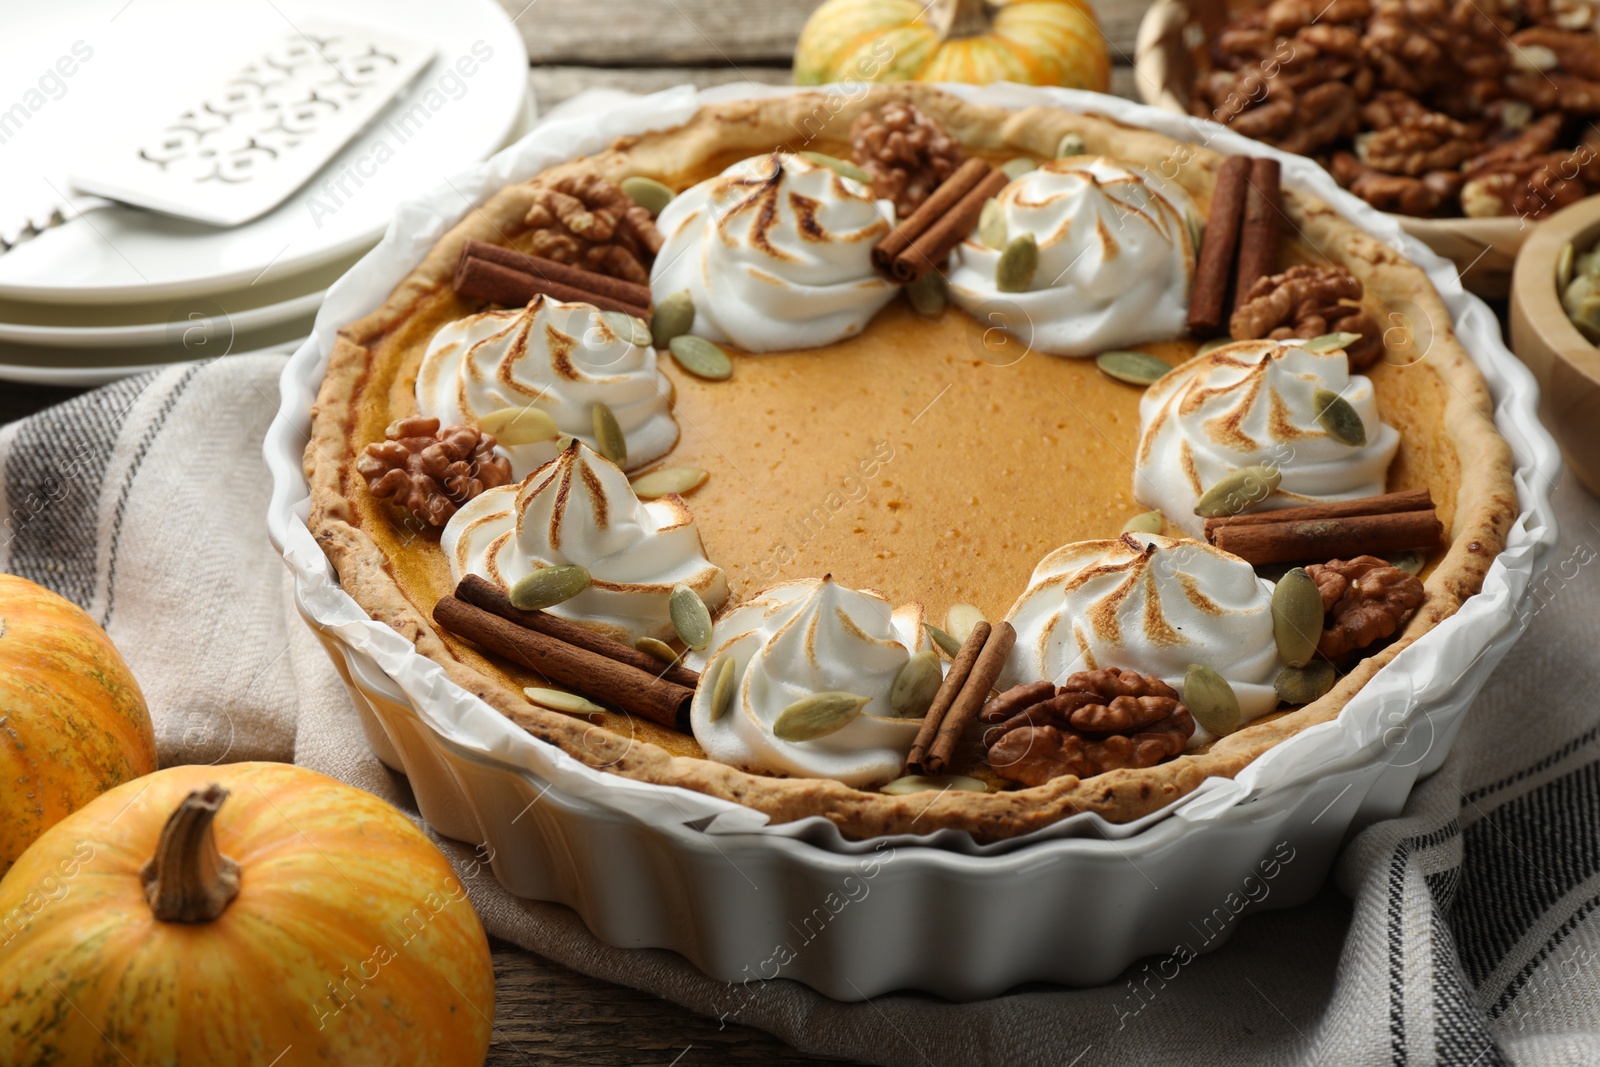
[630,466,708,499]
[1121,510,1164,535]
[799,151,870,184]
[772,691,870,741]
[979,198,1007,249]
[1558,240,1575,292]
[1185,208,1204,254]
[1184,663,1241,736]
[555,435,576,451]
[1055,132,1088,158]
[634,636,681,665]
[995,233,1037,293]
[669,583,713,650]
[619,175,674,217]
[890,650,943,717]
[880,774,988,796]
[1273,661,1336,706]
[1197,337,1233,356]
[1193,464,1282,518]
[1271,567,1323,668]
[906,271,947,317]
[476,405,559,446]
[509,564,591,611]
[946,603,986,644]
[602,309,653,347]
[1096,350,1172,386]
[924,622,963,659]
[1313,387,1367,447]
[668,335,733,380]
[1300,331,1364,354]
[1387,550,1426,575]
[525,687,604,715]
[592,402,627,466]
[650,290,695,348]
[708,655,736,721]
[1001,157,1037,180]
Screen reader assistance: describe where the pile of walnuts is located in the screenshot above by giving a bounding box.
[1193,0,1600,217]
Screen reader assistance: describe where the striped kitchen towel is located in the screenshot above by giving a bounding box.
[3,355,1598,1066]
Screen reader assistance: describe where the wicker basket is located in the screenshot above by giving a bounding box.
[1133,0,1528,297]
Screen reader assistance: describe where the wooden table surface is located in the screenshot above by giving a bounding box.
[3,3,1155,1061]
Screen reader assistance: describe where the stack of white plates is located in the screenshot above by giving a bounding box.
[0,0,533,385]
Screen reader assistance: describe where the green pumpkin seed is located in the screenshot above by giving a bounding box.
[1121,510,1164,535]
[798,151,870,184]
[1184,663,1241,736]
[880,774,988,796]
[708,655,736,721]
[1055,132,1088,158]
[634,636,681,665]
[1273,661,1336,705]
[890,650,943,718]
[924,622,963,659]
[1313,387,1367,447]
[476,405,559,446]
[630,466,708,499]
[1271,567,1323,668]
[1193,464,1282,518]
[906,271,947,317]
[996,233,1037,293]
[650,290,695,348]
[524,687,604,715]
[1001,157,1037,180]
[602,309,653,347]
[1197,337,1233,356]
[669,583,713,650]
[1558,240,1575,292]
[509,564,591,611]
[1387,550,1426,575]
[978,198,1007,249]
[668,334,733,380]
[772,691,870,741]
[592,402,627,466]
[1185,208,1204,254]
[1301,331,1365,354]
[946,603,986,644]
[1096,350,1172,386]
[619,175,675,217]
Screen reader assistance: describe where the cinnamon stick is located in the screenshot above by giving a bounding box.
[1231,158,1281,316]
[890,167,1011,284]
[906,621,990,776]
[456,575,700,689]
[872,158,992,273]
[1204,488,1434,540]
[1187,155,1252,338]
[1211,510,1443,565]
[454,244,651,319]
[433,595,693,729]
[925,621,1016,776]
[459,239,652,308]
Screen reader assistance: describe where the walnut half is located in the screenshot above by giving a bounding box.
[357,416,513,528]
[1228,265,1384,369]
[1306,556,1426,657]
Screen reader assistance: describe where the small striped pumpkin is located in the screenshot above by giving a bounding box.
[795,0,1110,92]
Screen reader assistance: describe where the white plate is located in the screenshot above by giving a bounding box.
[0,0,527,305]
[0,336,305,387]
[0,289,324,348]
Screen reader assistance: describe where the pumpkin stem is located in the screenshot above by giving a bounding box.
[932,0,992,40]
[140,784,241,923]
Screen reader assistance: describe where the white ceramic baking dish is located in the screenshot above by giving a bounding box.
[265,83,1561,1000]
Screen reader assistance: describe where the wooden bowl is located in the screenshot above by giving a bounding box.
[1133,0,1527,297]
[1509,195,1600,497]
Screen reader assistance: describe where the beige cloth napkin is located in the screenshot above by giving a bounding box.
[4,353,1598,1065]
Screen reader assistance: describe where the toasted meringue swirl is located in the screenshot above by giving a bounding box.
[417,295,677,477]
[441,441,726,643]
[685,577,929,786]
[946,156,1198,357]
[1135,339,1400,537]
[1004,533,1279,738]
[650,153,897,353]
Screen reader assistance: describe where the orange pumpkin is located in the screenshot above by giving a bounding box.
[0,762,494,1066]
[0,573,157,875]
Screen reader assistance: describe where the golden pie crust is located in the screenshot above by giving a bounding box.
[305,86,1516,842]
